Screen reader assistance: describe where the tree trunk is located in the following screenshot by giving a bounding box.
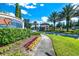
[35,24,37,30]
[53,21,55,31]
[66,17,70,32]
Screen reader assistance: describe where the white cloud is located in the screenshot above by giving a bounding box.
[21,9,28,14]
[19,3,29,7]
[72,3,79,5]
[7,3,36,9]
[41,16,48,22]
[19,3,26,7]
[9,12,15,17]
[21,9,32,16]
[7,3,15,7]
[40,4,44,6]
[32,3,37,5]
[22,17,24,20]
[25,5,36,9]
[72,3,79,10]
[19,3,36,9]
[60,20,66,25]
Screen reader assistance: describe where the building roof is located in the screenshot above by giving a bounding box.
[40,22,49,25]
[0,13,23,22]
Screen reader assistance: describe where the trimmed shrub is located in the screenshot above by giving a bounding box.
[64,30,79,34]
[31,32,40,35]
[0,28,31,45]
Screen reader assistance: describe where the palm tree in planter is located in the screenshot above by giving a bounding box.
[48,11,59,31]
[60,4,78,32]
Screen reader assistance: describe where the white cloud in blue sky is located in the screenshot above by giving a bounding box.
[21,9,28,14]
[40,4,44,6]
[32,3,37,5]
[19,3,36,9]
[19,3,28,7]
[7,3,15,7]
[21,9,32,16]
[7,3,36,9]
[9,12,15,17]
[41,16,48,22]
[25,5,36,9]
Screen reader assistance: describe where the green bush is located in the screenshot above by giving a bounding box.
[31,32,40,35]
[73,30,79,35]
[0,28,31,45]
[64,30,79,34]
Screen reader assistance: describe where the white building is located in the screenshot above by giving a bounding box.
[40,22,49,31]
[0,13,24,29]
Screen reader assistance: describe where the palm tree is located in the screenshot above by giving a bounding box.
[15,3,21,19]
[24,19,31,29]
[60,4,78,32]
[33,21,38,30]
[48,11,59,31]
[56,22,62,28]
[19,8,21,19]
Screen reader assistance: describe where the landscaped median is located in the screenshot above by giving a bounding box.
[48,34,79,56]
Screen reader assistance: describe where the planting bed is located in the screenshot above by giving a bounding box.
[24,36,41,51]
[0,39,28,56]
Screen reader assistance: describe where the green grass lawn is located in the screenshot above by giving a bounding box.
[48,34,79,56]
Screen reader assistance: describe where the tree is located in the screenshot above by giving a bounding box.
[19,8,21,19]
[33,21,38,30]
[49,24,54,31]
[56,22,62,28]
[48,11,59,31]
[24,19,31,29]
[60,4,78,32]
[15,3,21,19]
[69,20,74,28]
[62,22,66,28]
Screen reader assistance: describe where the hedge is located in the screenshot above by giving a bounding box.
[31,32,40,35]
[0,28,31,45]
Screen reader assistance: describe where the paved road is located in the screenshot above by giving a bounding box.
[46,32,79,39]
[34,34,55,56]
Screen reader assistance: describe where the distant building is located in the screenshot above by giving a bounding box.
[40,22,49,31]
[0,13,24,28]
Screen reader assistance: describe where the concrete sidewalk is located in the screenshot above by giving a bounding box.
[33,34,55,56]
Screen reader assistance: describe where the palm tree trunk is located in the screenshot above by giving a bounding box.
[66,17,70,32]
[35,24,37,30]
[54,21,55,31]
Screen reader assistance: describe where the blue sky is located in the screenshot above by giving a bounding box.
[0,3,78,24]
